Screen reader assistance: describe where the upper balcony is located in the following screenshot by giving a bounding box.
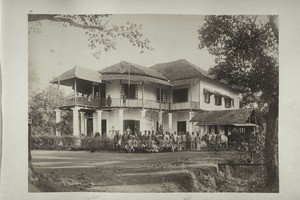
[59,97,199,111]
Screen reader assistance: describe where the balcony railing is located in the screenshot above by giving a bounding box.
[171,101,199,110]
[60,97,199,111]
[62,97,101,108]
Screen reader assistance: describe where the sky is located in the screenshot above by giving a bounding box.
[29,14,216,90]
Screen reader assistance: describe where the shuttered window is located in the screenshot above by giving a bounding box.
[156,88,168,102]
[225,98,232,108]
[122,84,138,99]
[204,93,210,103]
[215,95,222,106]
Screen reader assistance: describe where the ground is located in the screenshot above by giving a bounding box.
[30,150,267,192]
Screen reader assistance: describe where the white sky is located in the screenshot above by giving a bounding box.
[29,14,216,90]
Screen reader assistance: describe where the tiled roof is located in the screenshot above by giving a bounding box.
[100,61,167,80]
[171,78,199,86]
[100,73,171,85]
[50,66,100,85]
[150,59,213,81]
[191,108,254,125]
[50,59,242,93]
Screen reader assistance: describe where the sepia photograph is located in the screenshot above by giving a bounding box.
[27,14,279,193]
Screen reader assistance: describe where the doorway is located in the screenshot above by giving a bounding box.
[101,119,107,136]
[124,120,140,135]
[177,121,186,133]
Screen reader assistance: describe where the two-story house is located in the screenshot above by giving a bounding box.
[51,59,244,138]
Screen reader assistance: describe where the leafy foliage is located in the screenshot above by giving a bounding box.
[198,16,279,187]
[198,16,278,108]
[29,85,72,135]
[29,14,153,59]
[233,128,265,164]
[145,110,158,131]
[31,134,80,150]
[81,136,114,151]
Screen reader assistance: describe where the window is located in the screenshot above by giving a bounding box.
[157,88,168,102]
[204,93,210,103]
[173,88,188,103]
[121,84,138,99]
[215,95,222,106]
[225,98,232,108]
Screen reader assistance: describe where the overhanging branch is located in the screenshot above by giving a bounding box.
[28,14,105,31]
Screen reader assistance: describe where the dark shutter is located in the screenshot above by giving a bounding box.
[121,84,125,97]
[135,84,138,99]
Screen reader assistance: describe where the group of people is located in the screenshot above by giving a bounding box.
[113,128,209,153]
[76,92,129,109]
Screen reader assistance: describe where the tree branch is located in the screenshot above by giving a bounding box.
[28,14,105,31]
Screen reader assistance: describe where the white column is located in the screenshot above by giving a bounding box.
[96,110,102,134]
[119,109,124,134]
[72,107,80,138]
[158,110,163,127]
[80,112,85,136]
[168,112,173,133]
[84,116,88,136]
[140,109,146,133]
[54,109,61,136]
[92,112,97,135]
[189,111,194,133]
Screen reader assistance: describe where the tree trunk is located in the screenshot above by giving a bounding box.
[264,104,279,191]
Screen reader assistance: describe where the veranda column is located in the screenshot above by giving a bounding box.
[80,112,85,136]
[168,112,173,133]
[72,107,80,138]
[119,109,124,134]
[140,109,146,133]
[158,110,163,129]
[96,110,102,135]
[92,112,97,135]
[189,111,194,133]
[84,115,88,136]
[54,109,61,136]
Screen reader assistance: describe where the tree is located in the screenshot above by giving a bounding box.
[198,15,278,190]
[28,85,72,135]
[28,14,153,58]
[28,62,39,98]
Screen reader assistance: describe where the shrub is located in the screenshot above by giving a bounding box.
[31,134,79,150]
[81,136,114,151]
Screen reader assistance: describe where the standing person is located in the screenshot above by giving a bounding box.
[122,94,127,106]
[133,125,138,136]
[126,126,131,135]
[114,131,121,152]
[173,132,177,144]
[148,130,152,140]
[107,95,112,109]
[181,132,187,151]
[177,132,182,151]
[121,131,128,152]
[151,130,156,141]
[195,132,200,151]
[191,132,195,151]
[186,132,191,151]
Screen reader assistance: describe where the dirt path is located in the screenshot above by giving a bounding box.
[31,150,254,192]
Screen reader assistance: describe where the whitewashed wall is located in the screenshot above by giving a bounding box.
[198,78,240,110]
[106,80,121,99]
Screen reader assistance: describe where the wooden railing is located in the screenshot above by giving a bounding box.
[62,97,101,108]
[171,101,199,110]
[61,97,199,110]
